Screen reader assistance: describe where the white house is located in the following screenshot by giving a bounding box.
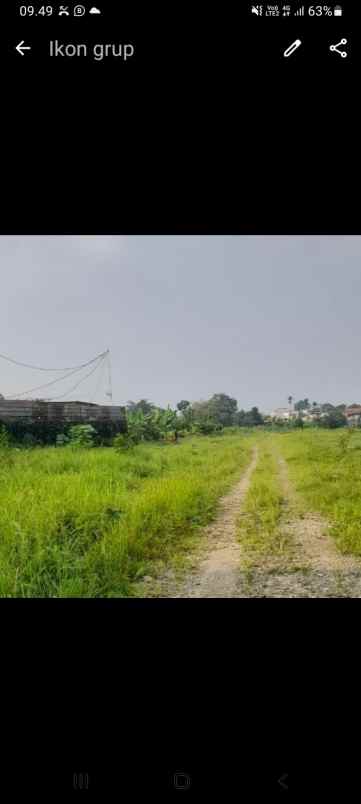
[271,407,297,421]
[345,405,361,426]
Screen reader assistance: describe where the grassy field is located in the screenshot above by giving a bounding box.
[3,427,361,597]
[275,428,361,556]
[237,436,291,568]
[236,428,361,569]
[0,433,252,597]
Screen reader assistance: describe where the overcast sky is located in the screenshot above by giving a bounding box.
[0,235,360,412]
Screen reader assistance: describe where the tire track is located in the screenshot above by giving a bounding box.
[239,447,361,598]
[165,447,259,598]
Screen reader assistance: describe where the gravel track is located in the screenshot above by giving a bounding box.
[141,442,361,598]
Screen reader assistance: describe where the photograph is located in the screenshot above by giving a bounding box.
[1,234,360,598]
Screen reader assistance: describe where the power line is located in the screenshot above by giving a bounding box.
[9,362,99,399]
[89,353,107,403]
[0,348,108,372]
[44,357,107,401]
[7,353,106,399]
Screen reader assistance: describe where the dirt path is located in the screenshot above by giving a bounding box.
[240,449,361,598]
[161,447,259,598]
[277,453,358,573]
[140,440,361,598]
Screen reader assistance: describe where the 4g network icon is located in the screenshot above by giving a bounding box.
[251,5,292,16]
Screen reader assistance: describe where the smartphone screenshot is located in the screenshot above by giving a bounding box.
[0,2,358,799]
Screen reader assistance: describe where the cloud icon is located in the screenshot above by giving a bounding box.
[89,6,101,13]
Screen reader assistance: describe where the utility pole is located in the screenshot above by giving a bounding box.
[105,349,113,402]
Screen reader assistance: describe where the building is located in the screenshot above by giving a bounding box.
[345,404,361,427]
[301,407,322,421]
[271,407,298,421]
[0,398,126,425]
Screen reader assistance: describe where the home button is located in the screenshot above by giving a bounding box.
[173,771,192,791]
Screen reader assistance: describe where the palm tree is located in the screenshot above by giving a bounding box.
[288,395,293,412]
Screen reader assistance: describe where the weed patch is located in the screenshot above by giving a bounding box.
[0,433,252,597]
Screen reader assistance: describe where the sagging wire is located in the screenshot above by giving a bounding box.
[44,356,107,401]
[7,352,108,399]
[0,348,108,372]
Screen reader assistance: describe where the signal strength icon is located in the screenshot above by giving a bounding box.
[294,5,305,14]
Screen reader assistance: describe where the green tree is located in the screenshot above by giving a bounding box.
[248,406,264,426]
[238,407,263,427]
[177,400,190,412]
[126,399,154,416]
[68,424,97,448]
[191,400,212,422]
[294,398,310,411]
[208,393,238,427]
[147,406,179,440]
[177,402,193,431]
[237,409,246,426]
[190,400,220,434]
[124,405,181,445]
[320,410,347,429]
[126,409,148,443]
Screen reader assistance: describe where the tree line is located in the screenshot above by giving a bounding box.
[116,395,263,447]
[121,394,352,446]
[0,393,353,449]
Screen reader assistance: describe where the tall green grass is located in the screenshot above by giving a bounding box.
[237,440,290,568]
[0,433,252,597]
[276,429,361,556]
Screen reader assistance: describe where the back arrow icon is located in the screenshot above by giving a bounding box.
[16,41,32,56]
[278,772,289,791]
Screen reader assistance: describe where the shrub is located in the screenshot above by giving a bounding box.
[22,433,39,448]
[67,424,97,448]
[0,418,125,446]
[0,425,10,449]
[0,424,14,468]
[195,419,222,435]
[320,410,347,429]
[113,433,137,451]
[56,434,70,447]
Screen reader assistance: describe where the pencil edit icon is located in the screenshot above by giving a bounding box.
[283,39,302,57]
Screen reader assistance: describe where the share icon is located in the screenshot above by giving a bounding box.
[330,38,348,58]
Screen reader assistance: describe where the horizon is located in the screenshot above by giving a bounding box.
[1,395,359,416]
